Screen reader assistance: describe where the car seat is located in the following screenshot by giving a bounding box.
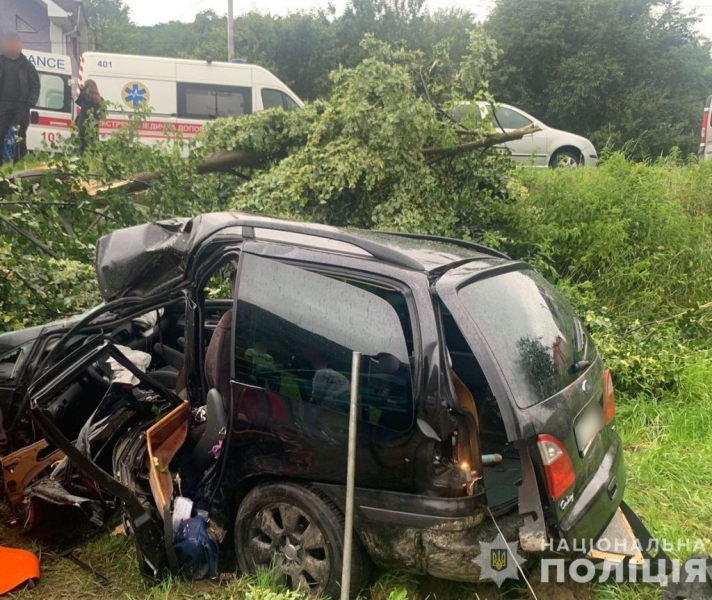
[204,310,233,404]
[177,311,233,493]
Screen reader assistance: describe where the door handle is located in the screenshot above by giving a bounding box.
[30,111,39,125]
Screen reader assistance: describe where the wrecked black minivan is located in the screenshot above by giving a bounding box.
[16,213,658,597]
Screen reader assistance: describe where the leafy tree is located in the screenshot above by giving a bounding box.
[87,0,481,102]
[0,35,515,330]
[232,10,339,100]
[83,0,136,52]
[199,36,517,236]
[486,0,712,157]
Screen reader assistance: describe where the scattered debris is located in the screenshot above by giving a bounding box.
[0,546,40,595]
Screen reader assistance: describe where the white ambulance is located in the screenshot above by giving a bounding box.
[78,52,303,144]
[24,50,74,151]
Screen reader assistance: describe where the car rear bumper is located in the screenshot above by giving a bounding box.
[314,482,659,583]
[559,435,626,544]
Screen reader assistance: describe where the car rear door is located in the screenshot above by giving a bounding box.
[489,105,548,167]
[436,264,625,546]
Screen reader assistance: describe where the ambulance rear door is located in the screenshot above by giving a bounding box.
[25,51,73,151]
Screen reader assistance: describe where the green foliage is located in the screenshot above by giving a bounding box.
[201,37,516,237]
[0,106,220,332]
[486,0,712,157]
[1,35,513,333]
[83,0,135,51]
[86,0,712,155]
[0,241,98,331]
[618,358,712,550]
[491,154,712,397]
[89,0,482,102]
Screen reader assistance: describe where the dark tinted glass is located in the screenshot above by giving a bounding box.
[234,255,414,431]
[457,269,594,408]
[178,83,252,119]
[261,89,299,111]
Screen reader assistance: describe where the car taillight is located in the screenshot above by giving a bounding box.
[702,108,709,144]
[537,434,576,500]
[603,369,616,425]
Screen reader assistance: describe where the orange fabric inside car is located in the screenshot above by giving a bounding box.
[451,371,483,477]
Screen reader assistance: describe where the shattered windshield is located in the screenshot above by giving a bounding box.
[457,269,595,408]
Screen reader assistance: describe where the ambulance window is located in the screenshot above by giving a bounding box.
[261,89,298,111]
[178,83,252,119]
[37,74,70,112]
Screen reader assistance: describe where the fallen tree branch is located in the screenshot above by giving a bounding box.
[0,213,61,259]
[421,124,541,164]
[0,150,263,197]
[83,149,263,196]
[1,126,538,200]
[0,165,56,195]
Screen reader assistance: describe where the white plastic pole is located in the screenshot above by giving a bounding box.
[227,0,235,62]
[340,351,360,600]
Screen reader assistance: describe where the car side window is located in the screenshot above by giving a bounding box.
[261,88,298,111]
[177,83,252,119]
[233,254,414,431]
[492,107,533,130]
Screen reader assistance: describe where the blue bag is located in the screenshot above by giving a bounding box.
[2,123,16,161]
[173,516,219,580]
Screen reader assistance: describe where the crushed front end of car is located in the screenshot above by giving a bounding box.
[24,337,183,570]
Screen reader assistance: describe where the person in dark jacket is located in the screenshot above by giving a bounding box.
[75,79,103,154]
[0,33,40,163]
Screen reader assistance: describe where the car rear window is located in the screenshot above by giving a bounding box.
[457,269,594,408]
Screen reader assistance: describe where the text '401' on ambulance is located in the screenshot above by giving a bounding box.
[78,52,303,144]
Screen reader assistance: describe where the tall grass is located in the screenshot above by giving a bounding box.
[504,153,712,320]
[619,359,712,548]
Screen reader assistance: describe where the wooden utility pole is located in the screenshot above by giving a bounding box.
[227,0,235,61]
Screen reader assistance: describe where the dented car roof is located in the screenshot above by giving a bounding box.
[95,212,509,302]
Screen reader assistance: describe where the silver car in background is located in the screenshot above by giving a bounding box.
[466,102,598,168]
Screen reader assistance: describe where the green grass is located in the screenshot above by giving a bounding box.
[617,358,712,550]
[4,359,712,599]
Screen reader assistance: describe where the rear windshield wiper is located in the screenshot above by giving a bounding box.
[569,360,591,374]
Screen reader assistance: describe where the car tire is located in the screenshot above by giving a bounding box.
[550,149,582,168]
[235,482,372,599]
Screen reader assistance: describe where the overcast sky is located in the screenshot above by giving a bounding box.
[124,0,712,40]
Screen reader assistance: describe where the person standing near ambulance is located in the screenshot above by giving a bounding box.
[75,79,104,154]
[0,33,40,163]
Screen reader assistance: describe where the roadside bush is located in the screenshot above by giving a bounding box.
[493,154,712,397]
[0,241,98,331]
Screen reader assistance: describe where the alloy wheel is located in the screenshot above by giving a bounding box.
[246,502,330,594]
